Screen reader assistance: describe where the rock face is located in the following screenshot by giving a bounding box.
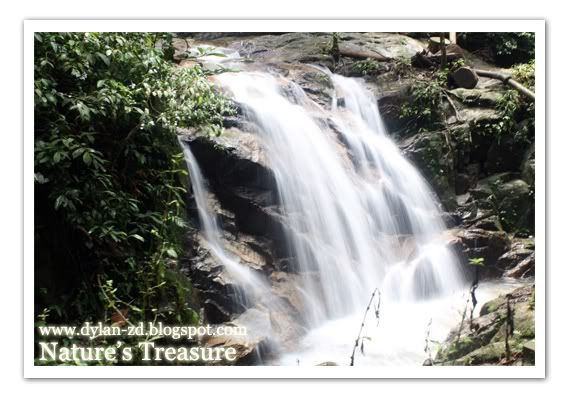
[172,32,535,365]
[400,130,456,208]
[434,285,535,366]
[448,228,510,277]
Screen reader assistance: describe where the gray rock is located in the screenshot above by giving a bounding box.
[496,248,534,271]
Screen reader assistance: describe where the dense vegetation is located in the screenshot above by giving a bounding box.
[458,32,535,67]
[405,32,535,67]
[34,33,231,337]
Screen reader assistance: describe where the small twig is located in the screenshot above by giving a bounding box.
[505,294,514,361]
[443,91,463,123]
[97,275,136,329]
[350,288,381,366]
[424,318,433,363]
[439,33,447,68]
[469,269,479,330]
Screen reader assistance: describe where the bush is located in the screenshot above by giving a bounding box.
[34,33,232,325]
[512,59,535,91]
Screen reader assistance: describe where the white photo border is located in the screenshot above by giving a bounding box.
[23,19,546,379]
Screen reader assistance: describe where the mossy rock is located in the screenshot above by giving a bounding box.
[435,285,535,366]
[456,342,506,365]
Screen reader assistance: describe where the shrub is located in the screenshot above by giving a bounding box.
[34,32,232,324]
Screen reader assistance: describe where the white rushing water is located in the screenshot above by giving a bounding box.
[180,68,489,365]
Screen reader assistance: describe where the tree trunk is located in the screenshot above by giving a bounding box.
[339,47,392,62]
[440,33,447,68]
[449,32,457,44]
[450,67,535,101]
[473,69,535,100]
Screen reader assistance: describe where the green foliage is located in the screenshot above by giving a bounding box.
[399,60,465,132]
[512,59,535,91]
[400,79,444,131]
[390,57,413,79]
[34,33,232,325]
[469,58,535,146]
[352,58,382,76]
[468,257,485,267]
[458,32,535,67]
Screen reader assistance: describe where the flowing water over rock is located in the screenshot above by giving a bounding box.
[179,67,480,365]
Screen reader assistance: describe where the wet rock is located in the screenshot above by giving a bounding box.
[377,89,410,133]
[184,241,249,323]
[448,228,510,277]
[496,248,534,271]
[503,253,535,278]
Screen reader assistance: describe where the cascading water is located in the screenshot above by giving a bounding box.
[180,65,490,365]
[215,71,467,313]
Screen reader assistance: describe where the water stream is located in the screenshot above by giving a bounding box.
[179,66,513,365]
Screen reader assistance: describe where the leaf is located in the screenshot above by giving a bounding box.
[72,148,85,159]
[82,151,92,166]
[34,172,49,184]
[130,234,145,243]
[166,248,178,258]
[96,52,110,66]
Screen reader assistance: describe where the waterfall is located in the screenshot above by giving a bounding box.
[179,69,470,364]
[214,71,467,322]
